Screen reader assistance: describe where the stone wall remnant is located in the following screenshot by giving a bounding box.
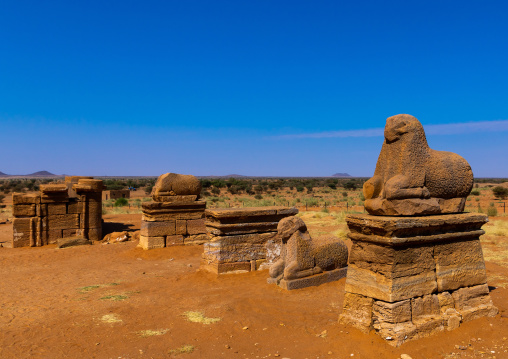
[139,173,206,249]
[103,189,130,200]
[201,206,298,274]
[268,216,348,290]
[12,177,103,247]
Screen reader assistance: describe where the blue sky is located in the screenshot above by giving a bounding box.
[1,1,507,177]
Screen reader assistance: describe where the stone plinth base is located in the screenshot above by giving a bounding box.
[201,259,266,274]
[275,267,348,290]
[139,201,207,249]
[201,207,298,274]
[339,213,498,346]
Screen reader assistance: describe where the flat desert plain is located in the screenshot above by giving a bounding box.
[1,211,508,359]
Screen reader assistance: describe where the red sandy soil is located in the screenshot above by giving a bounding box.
[1,214,508,359]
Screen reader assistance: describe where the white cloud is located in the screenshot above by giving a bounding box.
[274,119,508,139]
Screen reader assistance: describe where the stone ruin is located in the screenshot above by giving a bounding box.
[201,206,298,274]
[139,173,207,249]
[12,176,103,247]
[267,216,348,290]
[103,189,130,200]
[339,114,498,346]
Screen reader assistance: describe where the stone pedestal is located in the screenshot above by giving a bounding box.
[201,207,298,274]
[339,213,498,346]
[139,200,207,249]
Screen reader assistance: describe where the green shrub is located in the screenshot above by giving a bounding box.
[254,194,263,200]
[470,189,480,196]
[487,203,498,217]
[114,198,129,207]
[492,186,508,199]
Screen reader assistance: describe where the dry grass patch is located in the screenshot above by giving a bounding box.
[100,294,129,301]
[100,314,122,324]
[483,220,508,237]
[183,311,220,324]
[137,329,169,337]
[169,345,195,355]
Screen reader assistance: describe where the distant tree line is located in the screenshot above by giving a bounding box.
[199,177,366,196]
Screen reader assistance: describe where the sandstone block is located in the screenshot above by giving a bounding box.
[47,203,67,215]
[45,214,80,230]
[41,193,69,203]
[461,305,498,322]
[372,299,411,324]
[175,220,187,235]
[339,293,374,334]
[411,294,440,322]
[152,194,198,202]
[13,204,36,217]
[12,193,39,205]
[278,267,347,290]
[138,235,165,250]
[348,241,436,279]
[67,200,83,214]
[73,179,103,192]
[451,284,492,311]
[142,212,204,221]
[204,241,266,263]
[40,184,68,194]
[85,201,102,228]
[206,221,279,236]
[166,235,184,246]
[437,292,455,313]
[434,239,487,291]
[201,260,251,274]
[186,218,206,235]
[209,232,277,245]
[12,218,33,247]
[86,228,102,242]
[344,264,437,302]
[374,321,418,346]
[140,220,176,237]
[185,233,209,245]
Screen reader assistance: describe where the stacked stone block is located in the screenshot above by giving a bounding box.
[201,206,298,274]
[339,213,498,346]
[12,177,103,247]
[139,200,207,249]
[139,173,209,249]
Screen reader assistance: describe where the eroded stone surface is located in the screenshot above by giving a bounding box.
[363,114,473,216]
[11,177,103,247]
[151,173,201,202]
[267,216,348,289]
[340,213,497,346]
[202,207,297,274]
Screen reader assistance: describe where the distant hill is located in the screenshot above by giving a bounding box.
[26,171,57,177]
[203,174,248,178]
[331,173,352,177]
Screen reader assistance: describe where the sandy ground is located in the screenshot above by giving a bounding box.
[1,213,508,359]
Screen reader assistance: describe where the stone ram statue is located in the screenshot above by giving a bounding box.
[268,216,348,285]
[363,114,473,216]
